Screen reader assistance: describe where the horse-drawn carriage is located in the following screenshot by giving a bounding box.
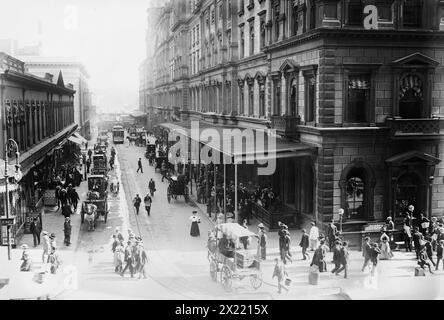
[81,175,109,230]
[145,143,156,160]
[91,154,108,175]
[207,223,262,292]
[97,131,109,147]
[166,174,189,203]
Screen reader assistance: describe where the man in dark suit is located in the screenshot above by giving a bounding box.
[361,236,372,272]
[412,227,423,260]
[299,228,310,260]
[30,218,42,247]
[326,220,338,252]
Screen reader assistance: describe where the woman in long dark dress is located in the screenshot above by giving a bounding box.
[189,211,201,237]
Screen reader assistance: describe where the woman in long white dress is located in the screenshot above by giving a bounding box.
[379,231,394,260]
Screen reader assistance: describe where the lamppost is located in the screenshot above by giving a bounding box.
[338,208,344,234]
[3,139,20,261]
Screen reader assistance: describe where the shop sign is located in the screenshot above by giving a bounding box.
[0,218,14,226]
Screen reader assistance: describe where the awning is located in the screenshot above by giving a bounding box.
[73,132,88,144]
[67,136,83,145]
[159,120,316,163]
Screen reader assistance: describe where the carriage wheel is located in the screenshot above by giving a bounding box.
[250,273,263,290]
[221,265,232,292]
[210,259,218,282]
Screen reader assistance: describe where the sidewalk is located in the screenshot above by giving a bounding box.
[187,191,444,299]
[0,139,94,299]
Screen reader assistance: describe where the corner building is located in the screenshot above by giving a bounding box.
[140,0,444,241]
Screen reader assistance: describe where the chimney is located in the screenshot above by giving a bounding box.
[44,73,53,83]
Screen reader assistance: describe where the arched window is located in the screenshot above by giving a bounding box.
[289,79,297,117]
[340,160,376,222]
[259,82,265,117]
[248,83,254,116]
[274,80,281,115]
[345,168,365,220]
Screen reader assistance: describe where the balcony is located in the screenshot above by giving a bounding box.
[386,117,444,139]
[271,115,301,137]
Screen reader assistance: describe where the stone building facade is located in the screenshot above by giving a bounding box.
[0,52,77,244]
[140,0,444,234]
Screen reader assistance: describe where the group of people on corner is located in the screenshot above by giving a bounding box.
[197,177,279,226]
[111,227,148,279]
[19,229,62,275]
[402,205,444,273]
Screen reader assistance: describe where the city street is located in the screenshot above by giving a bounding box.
[54,133,444,300]
[2,0,444,304]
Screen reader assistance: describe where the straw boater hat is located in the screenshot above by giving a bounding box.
[258,223,265,229]
[42,231,48,235]
[21,244,28,249]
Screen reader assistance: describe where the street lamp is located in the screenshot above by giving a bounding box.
[4,139,20,261]
[338,208,344,233]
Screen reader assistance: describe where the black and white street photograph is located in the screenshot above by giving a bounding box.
[1,0,444,306]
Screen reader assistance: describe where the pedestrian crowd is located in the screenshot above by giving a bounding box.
[111,228,148,279]
[19,229,62,275]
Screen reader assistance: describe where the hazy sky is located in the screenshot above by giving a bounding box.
[0,0,165,113]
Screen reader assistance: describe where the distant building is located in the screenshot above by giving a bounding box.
[18,56,92,140]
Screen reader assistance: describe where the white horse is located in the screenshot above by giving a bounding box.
[83,203,97,231]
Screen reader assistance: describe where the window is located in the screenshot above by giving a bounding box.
[240,28,245,58]
[399,74,423,118]
[249,21,255,55]
[260,17,266,48]
[291,5,298,36]
[211,8,215,24]
[304,73,316,123]
[347,74,370,123]
[289,79,297,116]
[219,4,223,20]
[259,83,265,116]
[377,1,393,21]
[345,169,365,220]
[403,0,421,27]
[248,83,254,115]
[274,79,281,115]
[310,0,317,29]
[227,31,232,58]
[324,3,337,19]
[348,0,363,26]
[239,82,245,115]
[274,4,280,41]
